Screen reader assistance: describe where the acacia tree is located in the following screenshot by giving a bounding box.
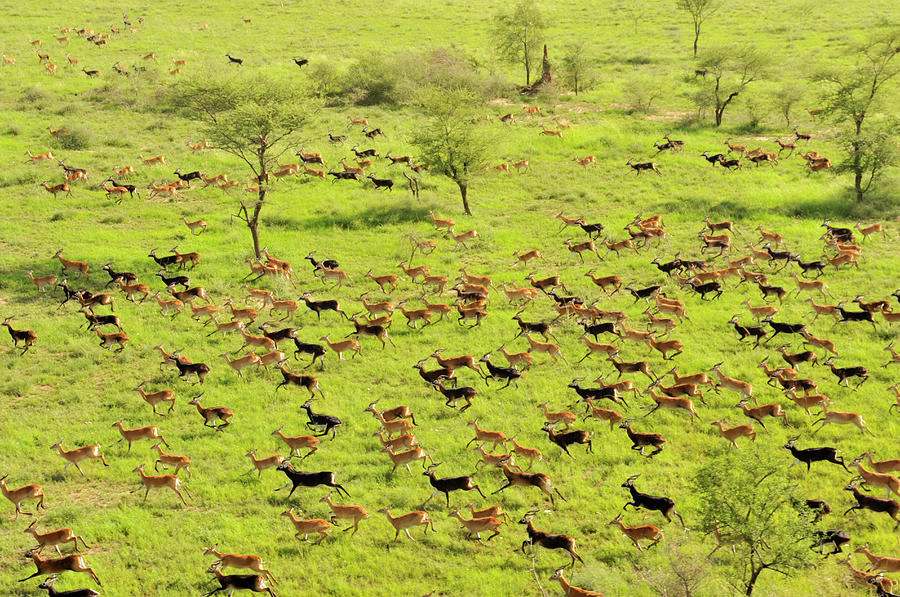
[817,31,900,202]
[493,0,546,86]
[561,41,592,96]
[676,0,721,57]
[412,86,489,216]
[173,74,312,257]
[693,450,815,596]
[696,45,767,127]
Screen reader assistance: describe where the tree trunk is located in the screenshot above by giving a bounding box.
[693,24,700,57]
[855,172,864,202]
[458,181,471,216]
[745,565,763,596]
[524,42,531,86]
[715,91,740,127]
[249,189,265,258]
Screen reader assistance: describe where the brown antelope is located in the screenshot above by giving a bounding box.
[710,419,756,448]
[853,544,900,574]
[320,492,369,536]
[791,274,832,299]
[49,440,109,476]
[885,343,900,366]
[540,126,563,137]
[525,333,567,363]
[181,216,207,235]
[497,344,534,370]
[805,298,840,321]
[24,521,90,555]
[734,399,788,430]
[856,222,886,241]
[580,398,623,430]
[741,298,777,321]
[265,296,299,321]
[466,419,508,451]
[244,450,286,478]
[41,181,71,197]
[504,436,543,470]
[537,402,576,430]
[396,302,432,328]
[203,545,277,584]
[602,238,639,257]
[608,513,662,551]
[189,394,233,430]
[20,549,101,586]
[118,278,151,303]
[548,568,603,597]
[512,159,529,173]
[378,507,435,542]
[852,457,900,499]
[431,349,484,377]
[358,294,395,316]
[1,476,44,518]
[94,326,129,352]
[139,154,167,165]
[26,150,55,162]
[365,270,398,293]
[397,260,429,282]
[578,336,619,362]
[573,155,597,168]
[151,442,191,478]
[724,139,746,154]
[384,447,432,474]
[220,351,261,378]
[372,430,419,453]
[645,335,684,360]
[427,210,455,231]
[862,452,900,475]
[499,283,539,304]
[190,302,218,324]
[25,270,57,291]
[709,362,753,402]
[224,298,258,323]
[784,390,829,416]
[644,384,699,421]
[131,464,191,505]
[111,419,168,451]
[320,334,361,359]
[272,427,319,459]
[799,330,838,356]
[447,228,478,249]
[448,509,504,540]
[812,404,873,435]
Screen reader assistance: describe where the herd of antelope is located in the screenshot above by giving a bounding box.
[6,199,898,594]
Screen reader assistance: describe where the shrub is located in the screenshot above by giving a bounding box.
[52,125,92,150]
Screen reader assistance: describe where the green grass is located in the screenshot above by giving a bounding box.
[0,1,899,596]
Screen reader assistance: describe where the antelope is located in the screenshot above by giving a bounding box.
[430,349,484,377]
[358,294,395,316]
[564,239,599,263]
[710,419,756,448]
[734,399,787,430]
[525,334,566,363]
[93,326,129,352]
[181,216,207,235]
[422,296,452,322]
[448,509,504,541]
[800,330,838,356]
[540,126,563,137]
[271,427,318,459]
[852,457,900,499]
[117,279,151,303]
[794,127,812,141]
[654,294,689,321]
[244,450,285,477]
[447,228,479,249]
[320,492,369,536]
[813,404,873,435]
[709,362,753,402]
[24,521,90,556]
[281,508,332,545]
[20,549,101,586]
[494,460,566,505]
[536,402,576,430]
[384,447,432,474]
[131,383,176,416]
[643,385,699,421]
[373,430,419,453]
[427,210,455,231]
[602,238,639,257]
[111,419,168,451]
[784,390,829,415]
[505,436,543,469]
[498,344,534,370]
[645,335,684,360]
[203,546,276,584]
[151,442,191,478]
[220,351,261,378]
[548,568,604,597]
[863,452,900,475]
[791,274,831,299]
[131,464,191,505]
[626,159,661,175]
[578,335,619,362]
[397,260,429,282]
[365,270,398,293]
[377,507,434,541]
[608,514,662,551]
[319,267,350,288]
[320,334,361,359]
[885,344,900,366]
[741,298,777,322]
[25,270,57,291]
[237,323,276,352]
[26,150,55,162]
[574,155,596,167]
[190,302,218,324]
[1,475,44,517]
[465,419,508,450]
[856,222,887,241]
[805,298,840,321]
[189,394,233,430]
[41,181,72,197]
[139,154,167,165]
[584,270,622,295]
[775,138,798,155]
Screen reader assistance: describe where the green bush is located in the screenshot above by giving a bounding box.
[52,125,92,150]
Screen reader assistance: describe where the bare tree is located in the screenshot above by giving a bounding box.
[817,31,900,202]
[174,75,313,258]
[772,82,805,126]
[676,0,722,57]
[493,0,546,86]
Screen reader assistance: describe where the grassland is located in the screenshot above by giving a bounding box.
[0,1,898,596]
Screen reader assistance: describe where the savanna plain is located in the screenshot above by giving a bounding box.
[0,1,898,595]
